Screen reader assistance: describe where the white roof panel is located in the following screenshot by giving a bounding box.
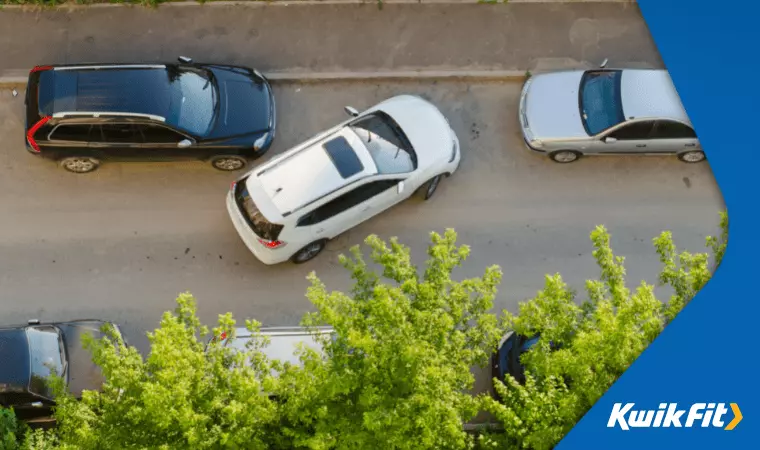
[254,128,376,216]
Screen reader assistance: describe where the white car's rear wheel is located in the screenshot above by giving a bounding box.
[292,240,326,264]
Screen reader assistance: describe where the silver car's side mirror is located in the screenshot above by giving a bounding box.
[604,136,617,144]
[599,58,609,68]
[178,139,192,148]
[344,106,359,117]
[397,181,405,194]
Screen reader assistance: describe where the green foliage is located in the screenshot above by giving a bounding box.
[47,293,281,449]
[481,212,728,449]
[1,407,21,450]
[278,229,505,449]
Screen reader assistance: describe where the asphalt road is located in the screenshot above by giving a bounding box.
[0,79,724,359]
[0,2,661,73]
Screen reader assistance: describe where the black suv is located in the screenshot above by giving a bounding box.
[0,319,124,425]
[24,57,276,173]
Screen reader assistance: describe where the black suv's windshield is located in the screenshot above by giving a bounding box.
[579,70,625,135]
[26,327,65,399]
[166,67,218,137]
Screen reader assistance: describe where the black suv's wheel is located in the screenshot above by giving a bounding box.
[60,157,100,174]
[292,240,327,264]
[211,155,247,171]
[422,175,443,200]
[677,150,706,163]
[548,150,581,163]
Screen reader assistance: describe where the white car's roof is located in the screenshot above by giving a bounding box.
[247,127,378,218]
[620,69,691,124]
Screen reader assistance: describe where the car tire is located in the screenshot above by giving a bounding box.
[60,157,100,174]
[677,150,706,163]
[422,175,443,200]
[548,150,581,163]
[210,155,248,171]
[291,240,327,264]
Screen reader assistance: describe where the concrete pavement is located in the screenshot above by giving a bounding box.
[0,2,660,74]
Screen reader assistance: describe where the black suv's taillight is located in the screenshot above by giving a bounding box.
[26,116,51,153]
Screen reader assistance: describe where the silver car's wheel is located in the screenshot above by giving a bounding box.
[292,240,326,264]
[60,157,100,174]
[678,150,706,163]
[211,156,247,171]
[548,150,580,163]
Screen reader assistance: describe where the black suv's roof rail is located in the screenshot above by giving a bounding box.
[51,111,166,122]
[53,64,167,71]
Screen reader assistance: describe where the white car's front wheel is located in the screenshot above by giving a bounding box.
[422,175,443,200]
[548,150,581,163]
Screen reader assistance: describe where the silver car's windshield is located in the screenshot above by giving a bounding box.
[579,70,625,135]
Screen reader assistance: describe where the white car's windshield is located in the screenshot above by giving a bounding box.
[579,70,625,135]
[349,114,415,174]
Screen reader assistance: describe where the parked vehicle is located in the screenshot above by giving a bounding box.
[0,319,124,424]
[519,64,704,163]
[491,331,540,387]
[210,326,334,375]
[24,57,276,173]
[226,95,461,265]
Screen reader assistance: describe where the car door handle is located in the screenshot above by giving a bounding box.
[315,228,325,234]
[685,143,696,147]
[636,144,647,148]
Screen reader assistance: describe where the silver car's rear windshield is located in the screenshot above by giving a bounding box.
[579,70,625,135]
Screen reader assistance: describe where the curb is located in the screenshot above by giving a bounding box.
[0,0,637,8]
[0,69,529,89]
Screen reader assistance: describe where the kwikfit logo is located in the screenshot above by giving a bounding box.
[607,403,742,431]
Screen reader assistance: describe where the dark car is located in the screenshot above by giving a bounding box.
[0,319,123,425]
[24,56,276,173]
[491,331,541,387]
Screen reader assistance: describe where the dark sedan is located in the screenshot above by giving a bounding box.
[0,319,123,424]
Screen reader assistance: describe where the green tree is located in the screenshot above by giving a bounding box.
[274,229,504,450]
[480,212,728,450]
[46,294,282,450]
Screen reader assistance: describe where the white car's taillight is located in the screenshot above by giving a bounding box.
[257,238,286,249]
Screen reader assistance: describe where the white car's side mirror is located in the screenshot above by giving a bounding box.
[397,181,405,194]
[604,136,617,144]
[344,106,359,117]
[178,139,192,148]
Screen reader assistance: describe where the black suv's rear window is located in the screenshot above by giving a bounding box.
[323,136,364,179]
[234,178,283,241]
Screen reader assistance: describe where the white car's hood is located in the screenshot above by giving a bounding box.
[371,95,453,169]
[523,71,589,140]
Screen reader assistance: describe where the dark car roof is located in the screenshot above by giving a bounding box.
[38,66,171,119]
[0,329,31,392]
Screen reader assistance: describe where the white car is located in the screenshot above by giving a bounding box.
[226,95,461,265]
[213,326,334,371]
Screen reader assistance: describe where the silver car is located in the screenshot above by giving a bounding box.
[518,66,704,163]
